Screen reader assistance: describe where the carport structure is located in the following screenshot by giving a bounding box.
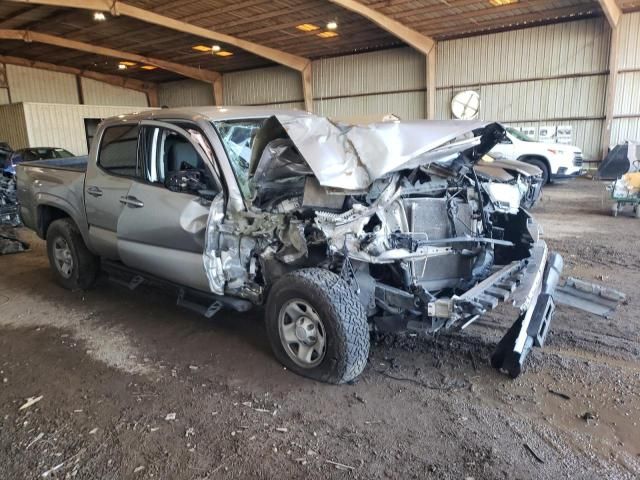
[0,0,638,156]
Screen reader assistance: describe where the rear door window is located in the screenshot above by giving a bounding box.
[98,124,141,177]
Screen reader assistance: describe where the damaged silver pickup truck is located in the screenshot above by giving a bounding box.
[17,107,561,384]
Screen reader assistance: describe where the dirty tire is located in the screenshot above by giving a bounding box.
[527,158,550,184]
[46,218,99,290]
[265,268,369,384]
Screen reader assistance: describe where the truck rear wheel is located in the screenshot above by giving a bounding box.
[265,268,369,384]
[46,218,99,290]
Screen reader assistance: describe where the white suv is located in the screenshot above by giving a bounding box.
[490,127,584,184]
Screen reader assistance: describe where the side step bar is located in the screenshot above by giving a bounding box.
[101,260,252,317]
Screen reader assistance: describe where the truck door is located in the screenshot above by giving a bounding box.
[85,123,141,259]
[116,121,221,292]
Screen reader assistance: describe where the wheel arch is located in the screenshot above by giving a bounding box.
[32,190,89,242]
[36,201,89,246]
[517,154,551,173]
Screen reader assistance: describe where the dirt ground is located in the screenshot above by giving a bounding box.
[0,178,638,479]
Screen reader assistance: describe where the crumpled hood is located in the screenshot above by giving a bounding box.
[270,114,498,190]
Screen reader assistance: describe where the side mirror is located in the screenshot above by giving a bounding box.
[165,169,207,194]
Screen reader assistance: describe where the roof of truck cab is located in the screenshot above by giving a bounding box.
[102,106,309,125]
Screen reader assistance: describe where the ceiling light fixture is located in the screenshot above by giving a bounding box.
[211,45,221,52]
[326,21,338,30]
[489,0,518,5]
[93,11,106,21]
[296,23,320,32]
[141,65,158,70]
[119,61,136,66]
[118,63,127,70]
[215,51,233,57]
[192,45,212,52]
[317,31,339,38]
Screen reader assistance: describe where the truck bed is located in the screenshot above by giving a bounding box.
[22,155,88,172]
[16,156,88,237]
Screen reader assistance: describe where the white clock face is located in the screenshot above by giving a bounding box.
[451,90,480,120]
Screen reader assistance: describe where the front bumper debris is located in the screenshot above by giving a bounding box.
[373,241,565,377]
[427,242,551,329]
[554,277,626,318]
[491,251,563,377]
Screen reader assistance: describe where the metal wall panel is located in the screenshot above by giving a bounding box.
[0,103,28,149]
[618,12,640,70]
[224,66,302,105]
[612,118,640,144]
[612,13,640,145]
[436,18,610,160]
[23,103,153,155]
[7,64,79,104]
[437,18,610,87]
[246,101,305,110]
[81,78,148,107]
[614,71,640,116]
[221,49,425,119]
[438,76,606,121]
[313,47,425,98]
[0,88,9,105]
[314,92,425,121]
[158,79,215,107]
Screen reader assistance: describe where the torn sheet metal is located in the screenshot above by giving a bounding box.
[272,115,491,190]
[555,277,626,318]
[202,194,226,295]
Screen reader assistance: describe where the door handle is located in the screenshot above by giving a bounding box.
[86,186,103,197]
[119,195,144,208]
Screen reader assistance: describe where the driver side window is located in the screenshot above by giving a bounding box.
[141,127,206,185]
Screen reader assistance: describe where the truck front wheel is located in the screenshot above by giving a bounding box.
[46,218,99,290]
[265,268,370,384]
[527,158,550,184]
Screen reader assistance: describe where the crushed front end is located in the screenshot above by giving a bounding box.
[204,115,563,377]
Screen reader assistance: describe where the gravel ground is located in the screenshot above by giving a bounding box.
[0,178,638,479]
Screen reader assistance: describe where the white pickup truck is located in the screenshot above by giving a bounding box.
[490,127,584,184]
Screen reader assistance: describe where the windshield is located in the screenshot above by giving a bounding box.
[506,127,535,142]
[213,119,265,198]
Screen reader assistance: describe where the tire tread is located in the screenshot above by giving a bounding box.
[266,268,369,384]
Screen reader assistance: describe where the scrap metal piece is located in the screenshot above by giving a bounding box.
[492,252,563,378]
[0,225,28,255]
[554,277,626,318]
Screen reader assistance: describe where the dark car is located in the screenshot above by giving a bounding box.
[0,143,12,171]
[3,147,74,177]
